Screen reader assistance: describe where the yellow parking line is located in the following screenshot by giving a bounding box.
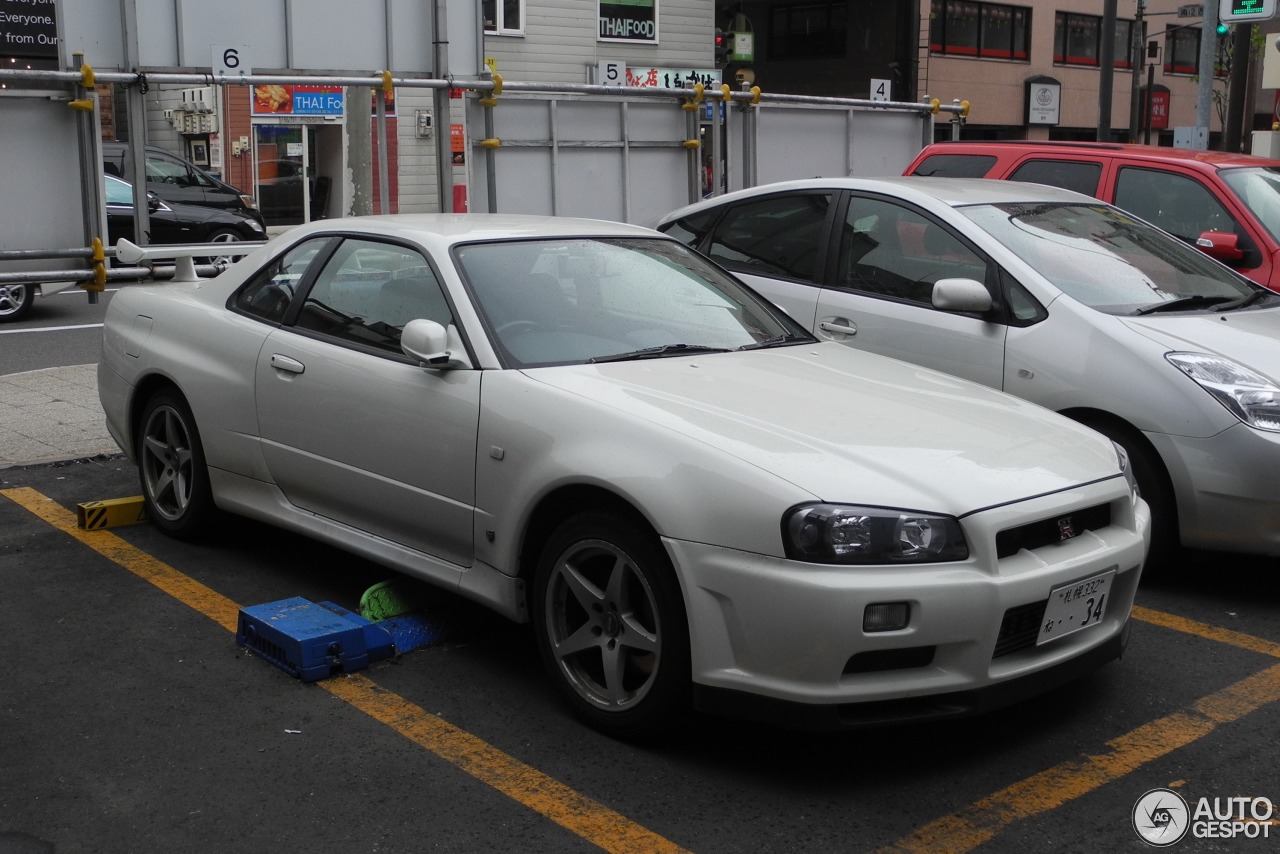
[880,610,1280,854]
[1133,605,1280,659]
[1,487,690,854]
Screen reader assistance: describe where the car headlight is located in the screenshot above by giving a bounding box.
[783,503,968,564]
[245,219,265,233]
[1112,440,1140,503]
[240,194,260,211]
[1165,352,1280,432]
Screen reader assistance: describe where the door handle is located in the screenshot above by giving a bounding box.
[818,320,857,336]
[269,354,305,374]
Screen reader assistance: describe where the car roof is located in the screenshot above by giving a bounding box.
[287,213,663,245]
[914,140,1280,171]
[659,176,1095,223]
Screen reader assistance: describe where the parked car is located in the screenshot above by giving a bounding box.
[98,213,1149,736]
[105,174,266,255]
[657,177,1280,563]
[0,176,266,323]
[904,141,1280,292]
[102,141,264,227]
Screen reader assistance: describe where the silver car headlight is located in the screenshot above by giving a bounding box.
[1112,440,1140,504]
[783,503,968,564]
[1165,352,1280,432]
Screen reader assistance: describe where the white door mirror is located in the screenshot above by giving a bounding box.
[401,319,469,368]
[932,278,992,313]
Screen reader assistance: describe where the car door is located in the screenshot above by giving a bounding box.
[1110,164,1270,283]
[144,149,213,209]
[253,235,480,567]
[812,193,1008,389]
[693,190,836,328]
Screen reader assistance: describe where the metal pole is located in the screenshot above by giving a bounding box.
[375,89,390,214]
[1130,1,1146,142]
[1099,0,1117,141]
[1144,59,1155,145]
[432,0,455,212]
[119,0,150,244]
[1225,23,1251,153]
[1195,3,1218,148]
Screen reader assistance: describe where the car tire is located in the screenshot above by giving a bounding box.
[196,228,245,267]
[532,510,691,739]
[0,283,35,322]
[1075,416,1177,572]
[138,389,216,539]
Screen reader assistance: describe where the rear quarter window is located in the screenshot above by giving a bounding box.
[1007,159,1103,197]
[908,153,998,178]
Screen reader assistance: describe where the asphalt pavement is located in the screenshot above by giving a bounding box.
[0,364,122,468]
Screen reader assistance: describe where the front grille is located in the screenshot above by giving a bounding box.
[993,599,1047,659]
[843,646,936,674]
[995,503,1111,559]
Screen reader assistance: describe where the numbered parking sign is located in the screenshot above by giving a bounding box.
[213,45,252,80]
[870,78,891,102]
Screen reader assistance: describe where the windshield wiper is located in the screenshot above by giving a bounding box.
[736,333,809,351]
[587,343,731,364]
[1133,295,1237,315]
[1212,288,1274,312]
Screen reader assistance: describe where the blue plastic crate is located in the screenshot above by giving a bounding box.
[236,597,371,682]
[318,601,396,663]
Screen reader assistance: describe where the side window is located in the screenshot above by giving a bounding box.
[908,153,997,178]
[837,196,989,306]
[295,239,451,354]
[657,209,718,250]
[705,193,831,283]
[145,153,193,186]
[233,238,330,323]
[1115,167,1236,243]
[1008,159,1103,197]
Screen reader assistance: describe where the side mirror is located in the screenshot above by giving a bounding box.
[931,278,992,313]
[147,192,163,212]
[401,319,470,369]
[1195,231,1245,264]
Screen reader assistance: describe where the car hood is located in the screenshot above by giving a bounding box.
[526,343,1118,513]
[1119,307,1280,383]
[154,200,251,227]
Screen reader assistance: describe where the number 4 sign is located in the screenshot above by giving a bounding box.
[870,78,891,102]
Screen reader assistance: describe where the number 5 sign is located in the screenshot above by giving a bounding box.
[213,45,252,81]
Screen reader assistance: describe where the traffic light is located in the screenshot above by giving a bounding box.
[715,28,732,66]
[1217,21,1231,34]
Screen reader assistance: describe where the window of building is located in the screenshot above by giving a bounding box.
[1054,13,1135,68]
[929,1,1030,61]
[769,3,847,60]
[1164,25,1200,75]
[483,0,523,35]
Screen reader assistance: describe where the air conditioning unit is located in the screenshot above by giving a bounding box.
[180,86,216,114]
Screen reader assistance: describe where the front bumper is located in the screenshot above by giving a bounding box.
[1147,422,1280,556]
[664,478,1149,728]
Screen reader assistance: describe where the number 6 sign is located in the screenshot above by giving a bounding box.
[213,45,253,81]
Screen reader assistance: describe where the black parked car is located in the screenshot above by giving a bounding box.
[102,141,265,227]
[105,174,266,258]
[0,177,266,323]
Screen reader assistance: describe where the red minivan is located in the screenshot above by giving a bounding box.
[904,141,1280,292]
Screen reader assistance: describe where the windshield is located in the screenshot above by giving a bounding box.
[1221,166,1280,245]
[959,202,1257,314]
[454,237,811,367]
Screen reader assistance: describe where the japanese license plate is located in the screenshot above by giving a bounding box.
[1036,567,1116,646]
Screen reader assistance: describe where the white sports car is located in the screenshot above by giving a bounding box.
[98,214,1150,736]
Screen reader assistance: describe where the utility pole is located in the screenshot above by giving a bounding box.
[1225,22,1251,152]
[1194,2,1219,148]
[1099,0,1117,140]
[1130,0,1147,142]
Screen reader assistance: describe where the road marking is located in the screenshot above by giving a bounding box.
[1134,605,1280,659]
[0,323,104,335]
[0,486,690,854]
[880,609,1280,854]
